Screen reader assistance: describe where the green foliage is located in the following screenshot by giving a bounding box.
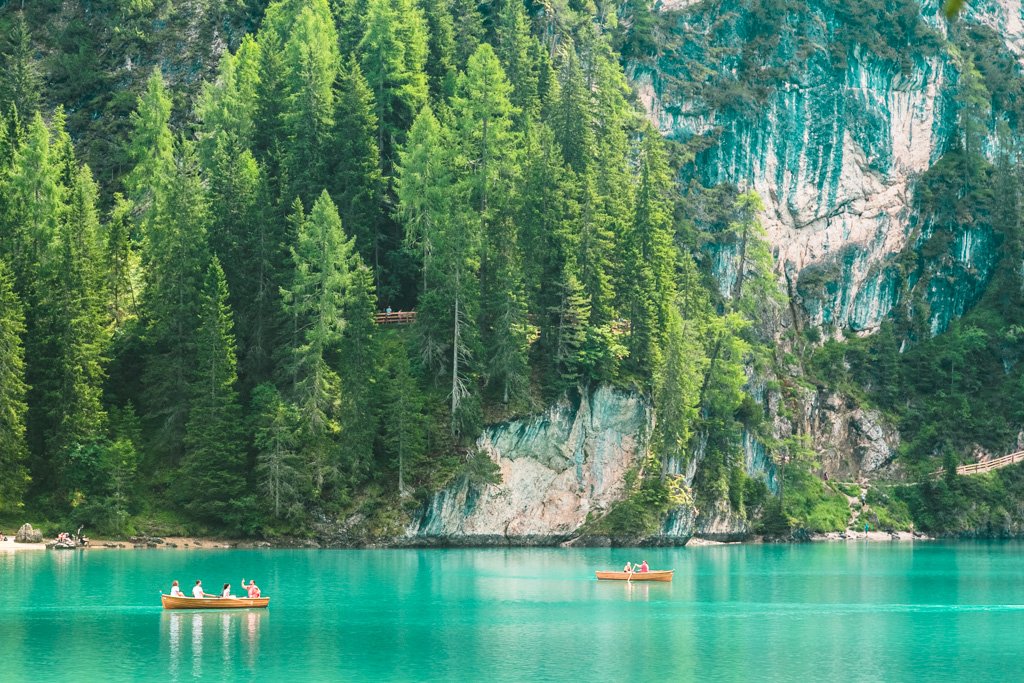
[781,468,849,533]
[0,260,29,510]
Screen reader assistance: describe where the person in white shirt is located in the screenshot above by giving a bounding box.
[192,580,208,598]
[170,580,184,597]
[220,583,234,598]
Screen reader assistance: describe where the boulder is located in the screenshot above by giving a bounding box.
[15,523,43,543]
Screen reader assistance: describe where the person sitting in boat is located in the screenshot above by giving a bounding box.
[639,560,649,573]
[220,583,234,598]
[170,580,185,597]
[241,578,261,598]
[193,580,210,598]
[623,562,633,573]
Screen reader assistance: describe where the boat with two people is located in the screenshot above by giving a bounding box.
[596,560,673,582]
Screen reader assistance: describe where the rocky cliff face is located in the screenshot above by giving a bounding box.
[405,386,779,545]
[633,0,1010,337]
[406,386,651,544]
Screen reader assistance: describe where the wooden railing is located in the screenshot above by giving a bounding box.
[931,450,1024,478]
[374,310,416,325]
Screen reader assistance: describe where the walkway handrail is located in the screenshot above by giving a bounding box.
[930,449,1024,478]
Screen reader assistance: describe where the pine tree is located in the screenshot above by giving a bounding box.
[47,165,110,489]
[4,112,63,290]
[105,194,139,330]
[138,140,212,462]
[251,382,305,520]
[337,253,380,486]
[418,0,457,100]
[279,0,340,207]
[396,106,480,436]
[206,140,281,389]
[0,13,41,117]
[450,0,484,68]
[653,304,706,479]
[492,0,542,124]
[180,258,247,529]
[358,0,430,172]
[0,260,29,510]
[280,192,358,502]
[125,70,175,224]
[331,57,387,284]
[195,35,262,164]
[452,44,528,407]
[378,333,427,495]
[622,130,677,379]
[518,124,586,396]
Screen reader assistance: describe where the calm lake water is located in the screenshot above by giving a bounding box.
[2,542,1023,681]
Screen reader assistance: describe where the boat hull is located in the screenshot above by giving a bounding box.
[595,570,673,582]
[161,594,269,609]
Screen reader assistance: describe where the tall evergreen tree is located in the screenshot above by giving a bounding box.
[125,70,175,224]
[279,0,341,207]
[4,112,63,290]
[331,57,387,284]
[0,260,29,510]
[358,0,430,172]
[280,192,360,503]
[453,44,529,407]
[397,107,481,436]
[252,382,304,521]
[137,140,212,463]
[180,258,247,529]
[0,13,41,117]
[622,130,676,379]
[206,140,281,390]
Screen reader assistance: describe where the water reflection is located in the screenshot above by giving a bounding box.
[162,610,267,680]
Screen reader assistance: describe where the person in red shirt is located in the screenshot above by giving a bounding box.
[241,578,261,598]
[639,560,649,573]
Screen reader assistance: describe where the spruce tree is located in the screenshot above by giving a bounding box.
[137,140,212,462]
[47,165,110,485]
[378,333,427,495]
[331,57,386,283]
[252,382,305,521]
[206,140,281,390]
[0,260,29,510]
[397,107,480,436]
[125,70,175,223]
[280,192,359,502]
[105,195,139,330]
[280,0,340,207]
[0,13,41,117]
[453,44,529,407]
[623,130,677,379]
[358,0,429,171]
[180,258,247,529]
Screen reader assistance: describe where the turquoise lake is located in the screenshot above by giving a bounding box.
[2,542,1024,681]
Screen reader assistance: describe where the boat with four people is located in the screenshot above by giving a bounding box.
[161,594,270,609]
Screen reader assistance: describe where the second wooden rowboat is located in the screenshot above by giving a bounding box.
[161,594,270,609]
[595,569,674,582]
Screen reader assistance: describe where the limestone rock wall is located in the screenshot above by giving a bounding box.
[406,387,651,544]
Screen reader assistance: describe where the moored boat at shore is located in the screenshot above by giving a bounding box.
[161,594,270,609]
[595,569,673,582]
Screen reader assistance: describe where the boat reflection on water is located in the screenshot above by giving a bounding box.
[163,608,267,677]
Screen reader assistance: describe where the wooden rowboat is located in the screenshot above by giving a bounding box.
[595,569,674,582]
[161,594,270,610]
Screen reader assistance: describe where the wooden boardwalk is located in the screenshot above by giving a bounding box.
[952,450,1024,475]
[374,310,416,325]
[931,450,1024,478]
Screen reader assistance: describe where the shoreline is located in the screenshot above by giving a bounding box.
[1,529,935,552]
